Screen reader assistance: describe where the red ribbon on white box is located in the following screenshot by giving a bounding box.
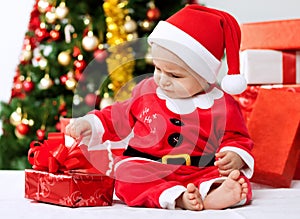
[240,49,300,84]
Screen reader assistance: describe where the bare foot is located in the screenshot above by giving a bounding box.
[176,183,203,211]
[203,170,248,210]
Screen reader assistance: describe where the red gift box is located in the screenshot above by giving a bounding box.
[233,85,300,125]
[240,50,300,85]
[246,88,300,187]
[25,132,115,207]
[240,19,300,51]
[25,169,114,207]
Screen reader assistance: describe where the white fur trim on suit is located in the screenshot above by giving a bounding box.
[148,21,221,84]
[159,185,187,209]
[79,114,105,149]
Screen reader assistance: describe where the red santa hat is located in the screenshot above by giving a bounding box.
[148,4,247,95]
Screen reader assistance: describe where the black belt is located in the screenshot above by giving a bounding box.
[123,146,215,167]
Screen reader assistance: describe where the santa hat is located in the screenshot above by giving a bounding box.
[147,4,247,95]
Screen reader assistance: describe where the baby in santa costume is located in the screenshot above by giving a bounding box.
[65,4,254,211]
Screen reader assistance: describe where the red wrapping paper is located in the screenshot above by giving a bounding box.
[25,132,115,207]
[246,89,300,187]
[240,19,300,50]
[25,169,115,207]
[234,85,300,181]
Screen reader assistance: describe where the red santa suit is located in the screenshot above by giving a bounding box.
[82,77,254,209]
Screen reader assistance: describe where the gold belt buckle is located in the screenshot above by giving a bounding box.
[161,154,191,166]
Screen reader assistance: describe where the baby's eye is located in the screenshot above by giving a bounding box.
[155,66,161,72]
[170,73,181,78]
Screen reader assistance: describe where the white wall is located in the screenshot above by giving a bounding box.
[202,0,300,23]
[0,0,35,103]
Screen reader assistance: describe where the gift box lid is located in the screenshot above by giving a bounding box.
[240,19,300,51]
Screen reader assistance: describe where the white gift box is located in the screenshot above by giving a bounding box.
[240,49,300,84]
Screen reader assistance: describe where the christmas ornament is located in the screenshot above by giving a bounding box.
[93,49,108,62]
[84,93,100,107]
[72,46,81,57]
[65,77,77,90]
[58,51,71,66]
[9,107,23,126]
[37,0,49,13]
[124,17,138,33]
[64,24,75,43]
[140,20,154,31]
[15,123,30,137]
[50,29,60,41]
[20,45,33,62]
[103,0,135,96]
[100,93,114,109]
[73,94,83,106]
[35,24,49,41]
[23,77,35,92]
[45,9,56,24]
[38,56,48,70]
[36,127,46,141]
[55,2,69,19]
[73,55,86,72]
[82,31,99,51]
[59,74,68,85]
[38,74,53,90]
[146,7,161,21]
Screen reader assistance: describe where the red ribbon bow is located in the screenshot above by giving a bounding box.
[28,132,93,173]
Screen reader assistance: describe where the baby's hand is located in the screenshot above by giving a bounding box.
[214,151,245,176]
[64,118,92,141]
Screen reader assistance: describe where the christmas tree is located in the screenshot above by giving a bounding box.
[0,0,195,169]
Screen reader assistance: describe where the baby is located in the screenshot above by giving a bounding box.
[65,4,254,210]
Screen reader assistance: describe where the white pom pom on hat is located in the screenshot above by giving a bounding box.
[148,4,247,95]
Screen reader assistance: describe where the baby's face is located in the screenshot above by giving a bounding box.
[151,44,209,99]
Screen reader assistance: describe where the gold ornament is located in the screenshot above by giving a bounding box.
[55,2,69,19]
[140,20,154,32]
[21,45,32,61]
[124,17,137,33]
[103,0,135,96]
[100,93,114,109]
[65,77,77,90]
[37,0,49,13]
[38,74,53,90]
[45,10,56,24]
[38,56,48,70]
[82,31,99,51]
[72,94,82,106]
[9,107,22,126]
[58,51,71,66]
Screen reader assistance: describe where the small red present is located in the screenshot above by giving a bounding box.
[240,50,300,85]
[25,132,115,207]
[25,169,115,207]
[247,89,300,187]
[240,19,300,50]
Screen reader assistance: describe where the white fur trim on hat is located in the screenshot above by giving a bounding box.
[148,21,222,84]
[221,74,247,95]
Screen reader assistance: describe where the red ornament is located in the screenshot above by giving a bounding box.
[35,27,49,41]
[23,80,35,92]
[50,30,60,41]
[73,46,82,57]
[16,123,30,135]
[55,121,61,131]
[36,128,46,141]
[93,49,108,62]
[74,59,87,72]
[84,93,100,107]
[147,7,161,21]
[59,74,68,85]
